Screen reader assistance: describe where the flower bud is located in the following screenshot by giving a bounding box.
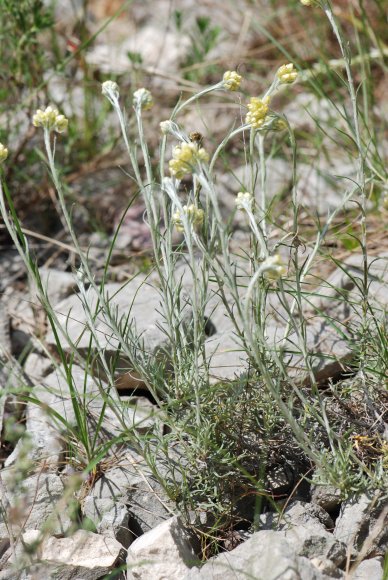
[101,80,120,101]
[222,70,242,91]
[277,63,298,84]
[133,88,153,110]
[235,191,254,211]
[0,143,8,164]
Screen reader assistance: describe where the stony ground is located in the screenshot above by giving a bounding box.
[0,1,387,579]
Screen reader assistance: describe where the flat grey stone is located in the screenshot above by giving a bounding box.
[96,502,132,548]
[352,557,384,580]
[18,529,125,579]
[174,256,353,384]
[45,278,192,387]
[308,253,388,318]
[37,268,78,306]
[261,501,334,532]
[334,493,388,557]
[184,530,331,580]
[281,525,346,568]
[23,353,53,384]
[127,516,198,580]
[83,451,175,537]
[1,473,72,534]
[6,365,158,474]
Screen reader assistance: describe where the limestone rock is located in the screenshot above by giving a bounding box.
[23,353,53,385]
[96,502,132,548]
[19,529,124,579]
[184,530,331,580]
[83,451,175,537]
[261,501,334,532]
[38,268,77,306]
[282,525,346,569]
[310,484,343,513]
[126,516,198,580]
[41,529,123,567]
[1,473,72,534]
[45,278,192,388]
[334,494,388,558]
[308,253,388,319]
[5,361,121,471]
[352,557,384,580]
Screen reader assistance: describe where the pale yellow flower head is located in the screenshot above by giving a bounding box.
[32,106,68,133]
[133,88,153,110]
[223,71,242,91]
[277,63,298,84]
[0,143,8,164]
[262,254,287,281]
[246,96,270,129]
[172,204,204,233]
[235,191,254,211]
[300,0,314,5]
[169,142,209,180]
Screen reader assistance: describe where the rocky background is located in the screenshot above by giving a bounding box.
[0,0,387,579]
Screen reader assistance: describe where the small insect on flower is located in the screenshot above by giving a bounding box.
[169,142,209,180]
[172,204,204,233]
[189,131,204,146]
[277,63,298,84]
[32,106,68,133]
[262,254,287,281]
[0,143,8,164]
[235,191,254,211]
[246,96,271,129]
[222,71,242,91]
[133,88,153,110]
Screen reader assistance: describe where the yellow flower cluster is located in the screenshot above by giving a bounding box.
[133,88,153,110]
[235,191,254,211]
[222,70,242,91]
[32,106,68,133]
[0,143,8,164]
[277,63,298,84]
[262,254,287,281]
[245,96,270,129]
[300,0,314,5]
[169,142,209,179]
[172,204,204,233]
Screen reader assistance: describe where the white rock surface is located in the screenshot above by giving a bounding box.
[16,528,124,578]
[45,278,192,388]
[334,494,388,557]
[38,529,123,568]
[38,268,77,306]
[352,557,384,580]
[1,473,72,534]
[126,516,198,580]
[282,525,345,569]
[185,530,330,580]
[83,450,175,536]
